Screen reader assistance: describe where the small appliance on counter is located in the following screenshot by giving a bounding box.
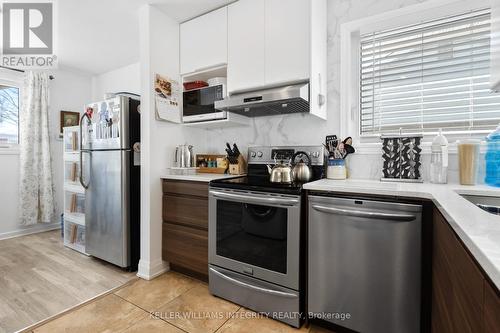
[174,144,195,168]
[208,145,324,328]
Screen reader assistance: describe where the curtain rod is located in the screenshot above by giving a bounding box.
[0,65,55,80]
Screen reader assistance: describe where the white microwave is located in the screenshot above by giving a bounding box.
[183,84,226,123]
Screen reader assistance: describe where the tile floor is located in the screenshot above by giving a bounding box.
[27,271,335,333]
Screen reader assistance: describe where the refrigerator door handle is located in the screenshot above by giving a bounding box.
[79,150,90,189]
[79,113,91,189]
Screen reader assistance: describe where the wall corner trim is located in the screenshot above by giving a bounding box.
[137,258,170,280]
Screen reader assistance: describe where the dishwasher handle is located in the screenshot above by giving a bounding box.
[311,204,417,221]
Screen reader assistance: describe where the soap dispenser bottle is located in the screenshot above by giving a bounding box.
[485,123,500,187]
[430,129,448,184]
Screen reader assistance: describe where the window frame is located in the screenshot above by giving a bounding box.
[340,0,493,152]
[0,70,22,152]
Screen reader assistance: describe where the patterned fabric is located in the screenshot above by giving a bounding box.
[18,71,55,225]
[382,137,422,180]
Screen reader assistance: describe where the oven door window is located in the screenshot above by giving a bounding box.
[183,86,222,117]
[216,200,287,274]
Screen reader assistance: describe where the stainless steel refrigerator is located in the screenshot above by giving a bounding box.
[79,95,141,270]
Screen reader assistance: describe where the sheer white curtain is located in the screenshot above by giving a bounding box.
[18,71,55,225]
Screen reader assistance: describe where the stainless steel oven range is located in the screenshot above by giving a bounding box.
[208,145,324,327]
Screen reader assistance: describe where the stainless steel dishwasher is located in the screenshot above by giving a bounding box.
[308,195,422,333]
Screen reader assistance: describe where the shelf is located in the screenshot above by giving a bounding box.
[64,213,85,226]
[64,240,89,256]
[64,183,85,194]
[64,153,79,162]
[181,64,227,83]
[183,112,249,129]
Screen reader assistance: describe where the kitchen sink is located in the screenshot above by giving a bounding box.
[460,194,500,216]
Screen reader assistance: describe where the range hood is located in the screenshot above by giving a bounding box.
[214,82,310,117]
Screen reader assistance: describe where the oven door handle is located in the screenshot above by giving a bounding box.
[209,267,298,299]
[210,190,299,206]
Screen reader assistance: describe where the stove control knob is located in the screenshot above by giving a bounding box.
[250,151,256,158]
[312,151,320,158]
[257,151,263,158]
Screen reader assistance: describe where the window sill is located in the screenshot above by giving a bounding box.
[0,147,20,155]
[354,141,487,155]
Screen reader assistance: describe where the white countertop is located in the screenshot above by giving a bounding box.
[303,179,500,290]
[161,171,244,182]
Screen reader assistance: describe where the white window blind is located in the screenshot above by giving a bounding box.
[360,9,500,135]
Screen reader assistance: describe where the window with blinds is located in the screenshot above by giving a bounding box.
[360,9,500,136]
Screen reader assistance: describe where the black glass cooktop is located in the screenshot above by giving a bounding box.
[210,175,304,195]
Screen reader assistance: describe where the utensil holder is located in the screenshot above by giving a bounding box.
[228,155,247,175]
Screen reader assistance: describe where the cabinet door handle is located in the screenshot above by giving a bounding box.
[312,205,416,221]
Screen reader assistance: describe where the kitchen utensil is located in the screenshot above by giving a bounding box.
[233,143,240,156]
[225,142,241,164]
[292,151,312,182]
[267,160,294,183]
[343,137,353,146]
[174,144,194,168]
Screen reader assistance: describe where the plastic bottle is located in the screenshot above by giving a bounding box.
[430,129,448,184]
[485,123,500,187]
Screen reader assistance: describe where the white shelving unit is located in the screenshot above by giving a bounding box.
[62,126,88,255]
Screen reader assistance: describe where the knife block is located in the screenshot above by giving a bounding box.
[228,155,247,175]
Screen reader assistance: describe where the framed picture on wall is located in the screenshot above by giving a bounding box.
[60,111,80,135]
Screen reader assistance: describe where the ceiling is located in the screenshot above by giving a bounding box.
[57,0,234,75]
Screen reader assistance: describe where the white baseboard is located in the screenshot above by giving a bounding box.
[0,222,61,241]
[137,258,169,280]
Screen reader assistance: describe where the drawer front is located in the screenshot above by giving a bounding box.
[162,223,208,276]
[162,179,208,197]
[163,194,208,229]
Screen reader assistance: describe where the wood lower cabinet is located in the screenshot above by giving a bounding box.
[162,179,209,279]
[484,279,500,333]
[432,208,499,333]
[162,223,208,276]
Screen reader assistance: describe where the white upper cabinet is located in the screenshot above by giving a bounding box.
[180,7,228,75]
[227,0,266,93]
[265,0,310,86]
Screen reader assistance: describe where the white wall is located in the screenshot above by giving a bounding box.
[138,5,209,280]
[91,62,140,100]
[0,68,92,239]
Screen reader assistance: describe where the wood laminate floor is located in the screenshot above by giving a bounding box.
[0,230,135,333]
[26,271,335,333]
